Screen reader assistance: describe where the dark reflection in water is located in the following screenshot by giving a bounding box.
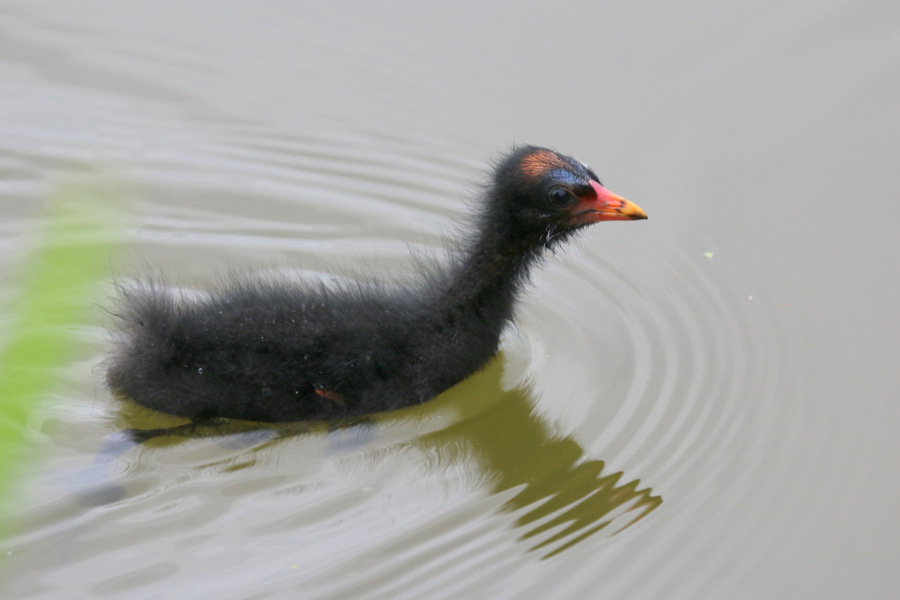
[83,357,660,559]
[418,361,661,558]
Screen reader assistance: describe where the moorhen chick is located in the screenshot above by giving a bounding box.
[107,146,646,422]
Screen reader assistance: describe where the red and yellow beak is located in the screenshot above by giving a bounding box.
[573,180,647,224]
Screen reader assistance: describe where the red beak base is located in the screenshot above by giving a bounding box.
[571,181,647,224]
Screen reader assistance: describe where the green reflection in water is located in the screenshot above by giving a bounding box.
[417,358,662,559]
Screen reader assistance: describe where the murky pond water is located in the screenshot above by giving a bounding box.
[1,1,899,598]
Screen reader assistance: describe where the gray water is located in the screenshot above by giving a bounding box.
[1,1,898,598]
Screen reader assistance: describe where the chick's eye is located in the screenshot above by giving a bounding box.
[548,187,575,207]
